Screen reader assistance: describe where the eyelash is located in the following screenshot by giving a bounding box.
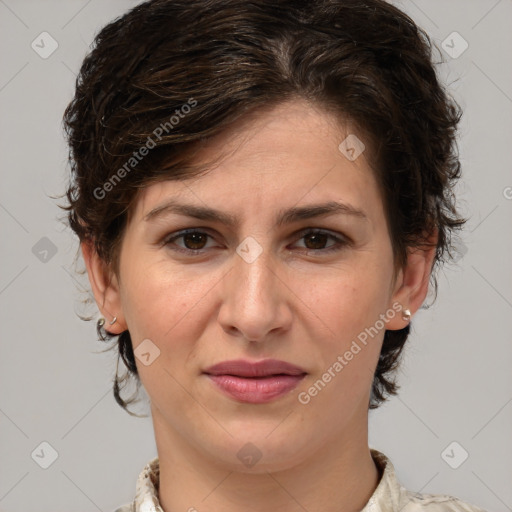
[163,228,350,256]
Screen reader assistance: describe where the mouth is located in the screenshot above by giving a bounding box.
[204,373,307,403]
[203,358,307,378]
[202,359,307,403]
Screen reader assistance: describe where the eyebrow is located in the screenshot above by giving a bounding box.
[143,199,368,226]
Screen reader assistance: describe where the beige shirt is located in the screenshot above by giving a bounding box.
[113,449,486,512]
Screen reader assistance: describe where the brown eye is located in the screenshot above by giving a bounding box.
[164,229,216,253]
[181,232,209,250]
[303,232,330,250]
[164,228,349,256]
[293,229,348,254]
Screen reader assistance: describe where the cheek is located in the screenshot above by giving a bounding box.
[119,229,394,358]
[306,269,390,401]
[305,259,392,342]
[119,255,219,349]
[118,264,203,393]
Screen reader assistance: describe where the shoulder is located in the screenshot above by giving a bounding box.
[367,449,487,512]
[110,455,161,512]
[111,503,134,512]
[397,489,487,511]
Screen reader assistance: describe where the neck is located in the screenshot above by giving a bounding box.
[152,405,381,512]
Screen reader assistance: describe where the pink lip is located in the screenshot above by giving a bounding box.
[203,358,307,377]
[203,359,307,404]
[206,374,306,403]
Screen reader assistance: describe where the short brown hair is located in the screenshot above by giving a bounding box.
[59,0,465,414]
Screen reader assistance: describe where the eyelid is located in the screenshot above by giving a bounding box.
[162,227,351,255]
[294,227,352,245]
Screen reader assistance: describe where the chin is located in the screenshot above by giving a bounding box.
[205,432,313,473]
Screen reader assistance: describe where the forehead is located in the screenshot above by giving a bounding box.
[131,99,382,226]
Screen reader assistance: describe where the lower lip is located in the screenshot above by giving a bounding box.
[205,374,306,403]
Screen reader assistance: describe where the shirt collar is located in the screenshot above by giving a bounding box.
[132,455,163,512]
[129,448,406,512]
[362,449,409,511]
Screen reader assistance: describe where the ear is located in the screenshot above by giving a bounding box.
[81,240,127,334]
[385,229,438,330]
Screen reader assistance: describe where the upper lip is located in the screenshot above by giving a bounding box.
[203,359,307,377]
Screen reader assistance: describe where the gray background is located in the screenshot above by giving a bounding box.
[0,0,511,511]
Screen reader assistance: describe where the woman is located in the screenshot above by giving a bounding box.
[60,0,485,510]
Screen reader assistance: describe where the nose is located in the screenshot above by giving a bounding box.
[217,241,293,343]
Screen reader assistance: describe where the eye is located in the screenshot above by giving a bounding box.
[163,228,349,255]
[292,228,349,253]
[164,229,217,253]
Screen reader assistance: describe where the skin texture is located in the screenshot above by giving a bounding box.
[82,98,436,512]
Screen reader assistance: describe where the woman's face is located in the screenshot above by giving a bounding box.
[85,99,429,471]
